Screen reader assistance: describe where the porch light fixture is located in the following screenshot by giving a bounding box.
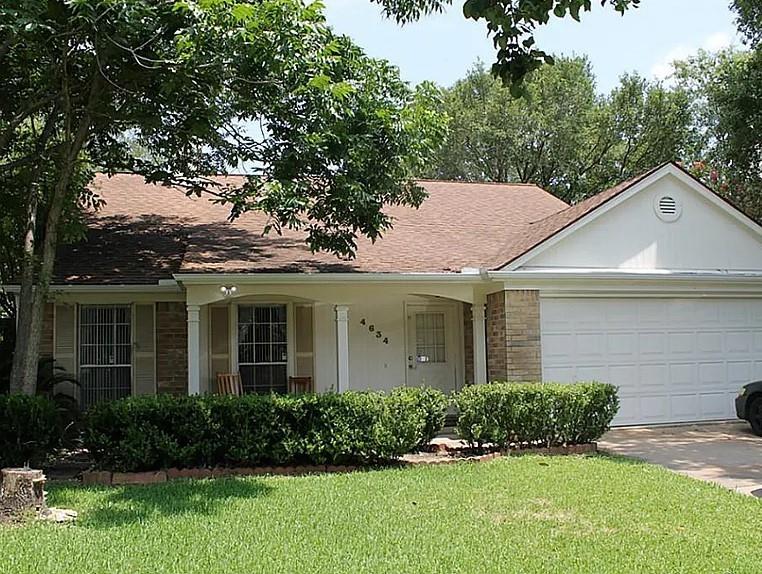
[219,285,238,298]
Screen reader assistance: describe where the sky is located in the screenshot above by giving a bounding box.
[323,0,744,93]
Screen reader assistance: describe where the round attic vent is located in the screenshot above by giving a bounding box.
[654,194,682,222]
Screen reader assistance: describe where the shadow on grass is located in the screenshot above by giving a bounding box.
[66,478,274,529]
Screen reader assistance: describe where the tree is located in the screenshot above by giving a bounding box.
[425,59,694,202]
[374,0,640,90]
[0,0,446,394]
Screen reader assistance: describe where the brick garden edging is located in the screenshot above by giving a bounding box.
[80,443,597,486]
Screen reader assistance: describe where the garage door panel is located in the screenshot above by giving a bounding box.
[669,363,697,388]
[728,361,751,385]
[542,297,762,425]
[669,394,699,420]
[699,393,730,418]
[697,332,723,355]
[576,333,606,358]
[697,362,725,386]
[607,333,636,357]
[639,363,668,387]
[639,395,669,421]
[609,364,637,389]
[727,331,752,353]
[544,366,576,382]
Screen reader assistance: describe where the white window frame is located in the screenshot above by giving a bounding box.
[231,301,295,391]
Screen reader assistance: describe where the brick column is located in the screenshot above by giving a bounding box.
[156,302,188,395]
[486,290,542,382]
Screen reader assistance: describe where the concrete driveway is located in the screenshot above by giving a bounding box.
[600,422,762,497]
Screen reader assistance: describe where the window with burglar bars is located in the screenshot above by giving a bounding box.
[238,305,288,394]
[79,305,132,409]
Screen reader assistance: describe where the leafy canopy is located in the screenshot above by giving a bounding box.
[373,0,640,92]
[0,0,447,260]
[425,58,694,203]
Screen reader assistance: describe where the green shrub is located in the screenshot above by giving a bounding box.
[84,388,448,472]
[0,394,61,467]
[389,386,449,447]
[454,382,619,448]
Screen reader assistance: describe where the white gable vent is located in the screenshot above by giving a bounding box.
[654,194,682,222]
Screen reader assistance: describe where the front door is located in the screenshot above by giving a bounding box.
[406,304,458,394]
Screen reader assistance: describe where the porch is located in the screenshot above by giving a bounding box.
[36,277,544,406]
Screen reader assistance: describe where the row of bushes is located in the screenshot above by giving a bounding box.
[455,382,620,449]
[84,387,449,472]
[2,382,619,472]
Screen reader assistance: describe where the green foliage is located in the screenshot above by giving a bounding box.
[674,48,762,221]
[83,389,448,472]
[389,386,449,447]
[454,382,619,448]
[0,394,61,467]
[426,59,694,203]
[374,1,640,90]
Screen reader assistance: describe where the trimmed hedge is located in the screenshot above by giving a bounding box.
[84,387,448,472]
[454,382,619,448]
[0,394,61,468]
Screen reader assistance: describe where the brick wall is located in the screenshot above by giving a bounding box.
[40,303,54,358]
[486,292,507,380]
[486,290,542,382]
[156,302,188,395]
[463,303,474,384]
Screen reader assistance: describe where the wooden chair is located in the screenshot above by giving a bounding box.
[288,376,313,395]
[216,373,243,396]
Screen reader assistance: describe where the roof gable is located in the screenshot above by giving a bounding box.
[505,163,762,272]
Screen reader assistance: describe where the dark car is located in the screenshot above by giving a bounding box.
[736,381,762,436]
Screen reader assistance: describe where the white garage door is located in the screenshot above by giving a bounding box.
[541,298,762,425]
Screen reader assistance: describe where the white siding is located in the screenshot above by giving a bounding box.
[527,174,762,271]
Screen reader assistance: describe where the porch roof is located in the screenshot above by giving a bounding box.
[51,174,569,284]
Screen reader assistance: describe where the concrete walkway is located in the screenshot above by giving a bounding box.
[600,422,762,497]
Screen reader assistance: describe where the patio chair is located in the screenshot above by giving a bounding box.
[288,376,313,395]
[216,373,243,396]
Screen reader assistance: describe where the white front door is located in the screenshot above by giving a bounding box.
[541,297,762,425]
[406,304,458,394]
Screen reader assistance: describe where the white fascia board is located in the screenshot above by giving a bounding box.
[2,283,184,294]
[173,272,488,285]
[490,268,762,297]
[503,164,762,272]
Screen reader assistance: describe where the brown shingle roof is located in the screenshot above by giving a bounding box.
[52,175,569,284]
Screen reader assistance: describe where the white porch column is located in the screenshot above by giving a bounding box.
[335,305,350,392]
[472,295,487,384]
[187,304,201,395]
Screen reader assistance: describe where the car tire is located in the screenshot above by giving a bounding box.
[749,396,762,437]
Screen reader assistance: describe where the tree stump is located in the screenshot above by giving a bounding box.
[0,468,47,514]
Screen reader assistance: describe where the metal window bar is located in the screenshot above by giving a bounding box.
[79,305,132,409]
[238,304,288,394]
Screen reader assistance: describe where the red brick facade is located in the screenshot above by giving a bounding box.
[486,290,542,381]
[463,303,474,384]
[156,302,188,395]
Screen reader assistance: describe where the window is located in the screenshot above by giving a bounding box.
[238,305,288,394]
[79,305,132,408]
[415,312,446,363]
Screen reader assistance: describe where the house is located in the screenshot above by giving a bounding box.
[12,162,762,425]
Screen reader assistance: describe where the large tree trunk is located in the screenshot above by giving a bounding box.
[9,191,40,395]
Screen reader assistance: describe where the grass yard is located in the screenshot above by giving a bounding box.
[2,455,761,574]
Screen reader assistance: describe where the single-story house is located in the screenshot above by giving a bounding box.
[10,162,762,425]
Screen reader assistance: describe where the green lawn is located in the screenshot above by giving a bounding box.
[2,455,761,574]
